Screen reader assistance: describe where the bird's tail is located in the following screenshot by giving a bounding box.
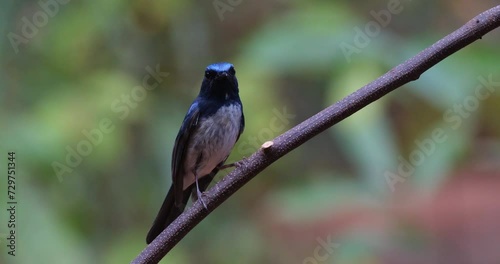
[145,168,219,244]
[146,185,189,244]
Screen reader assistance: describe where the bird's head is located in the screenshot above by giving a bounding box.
[200,62,239,101]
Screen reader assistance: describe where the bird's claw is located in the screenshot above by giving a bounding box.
[197,189,208,210]
[219,157,247,170]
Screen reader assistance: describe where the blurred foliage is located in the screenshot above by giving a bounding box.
[1,0,500,263]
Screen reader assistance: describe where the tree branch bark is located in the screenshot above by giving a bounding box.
[133,5,500,264]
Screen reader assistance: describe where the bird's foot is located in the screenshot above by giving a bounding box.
[219,158,247,170]
[197,189,208,210]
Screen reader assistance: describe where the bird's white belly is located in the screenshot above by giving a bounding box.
[182,104,241,189]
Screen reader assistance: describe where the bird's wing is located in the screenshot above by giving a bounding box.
[171,101,201,207]
[236,103,245,142]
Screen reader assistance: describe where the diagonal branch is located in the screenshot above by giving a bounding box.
[133,5,500,264]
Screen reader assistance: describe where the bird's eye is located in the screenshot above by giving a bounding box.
[228,67,236,75]
[205,70,216,79]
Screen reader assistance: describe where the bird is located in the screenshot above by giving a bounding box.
[146,62,245,244]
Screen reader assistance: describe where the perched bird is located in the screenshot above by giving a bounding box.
[146,62,245,244]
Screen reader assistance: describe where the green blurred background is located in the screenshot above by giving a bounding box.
[1,0,500,263]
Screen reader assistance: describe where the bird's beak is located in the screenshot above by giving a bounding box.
[216,72,229,80]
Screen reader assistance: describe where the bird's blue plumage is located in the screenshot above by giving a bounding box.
[206,62,233,72]
[147,62,244,244]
